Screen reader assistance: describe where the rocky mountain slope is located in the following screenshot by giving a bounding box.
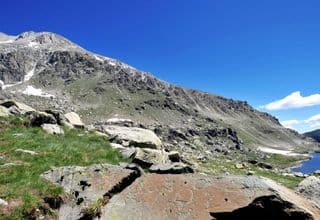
[1,82,320,219]
[0,31,318,161]
[305,129,320,143]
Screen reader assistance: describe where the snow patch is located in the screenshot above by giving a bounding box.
[108,61,116,66]
[106,118,133,124]
[22,86,55,98]
[28,41,39,48]
[2,82,22,89]
[1,66,36,90]
[94,55,104,62]
[24,66,36,82]
[258,147,306,157]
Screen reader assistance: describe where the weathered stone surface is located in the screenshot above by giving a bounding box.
[102,125,162,149]
[41,164,140,220]
[133,148,168,167]
[297,176,320,207]
[110,143,125,150]
[30,111,57,126]
[41,123,64,135]
[0,100,35,114]
[149,162,194,174]
[120,147,136,159]
[0,105,9,117]
[64,112,84,128]
[100,175,320,220]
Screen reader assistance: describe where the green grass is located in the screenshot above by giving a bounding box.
[0,116,126,219]
[201,156,303,189]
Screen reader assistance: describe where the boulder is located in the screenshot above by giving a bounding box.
[133,148,169,167]
[110,143,125,150]
[45,109,64,124]
[149,162,194,174]
[100,175,320,220]
[0,100,35,114]
[41,164,141,220]
[64,112,84,128]
[102,125,162,149]
[0,106,10,117]
[30,111,57,126]
[235,163,245,169]
[296,176,320,207]
[41,123,64,135]
[120,147,136,159]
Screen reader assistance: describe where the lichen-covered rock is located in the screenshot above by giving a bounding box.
[102,125,162,149]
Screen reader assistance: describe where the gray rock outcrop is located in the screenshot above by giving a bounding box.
[297,176,320,207]
[102,125,162,149]
[41,123,64,135]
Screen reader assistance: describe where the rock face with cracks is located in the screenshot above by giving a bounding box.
[100,174,320,220]
[41,164,141,220]
[42,164,320,220]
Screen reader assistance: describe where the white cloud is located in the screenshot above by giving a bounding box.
[281,114,320,131]
[305,114,320,129]
[261,91,320,110]
[281,120,300,129]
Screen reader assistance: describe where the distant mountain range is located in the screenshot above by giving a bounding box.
[304,129,320,143]
[0,31,318,160]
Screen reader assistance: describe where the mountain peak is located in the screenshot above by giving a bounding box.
[0,31,82,52]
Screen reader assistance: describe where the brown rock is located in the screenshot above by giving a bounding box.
[100,175,320,220]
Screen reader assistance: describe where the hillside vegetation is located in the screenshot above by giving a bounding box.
[0,116,126,219]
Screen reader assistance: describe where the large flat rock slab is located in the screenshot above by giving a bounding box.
[101,174,320,220]
[102,125,162,149]
[41,164,139,220]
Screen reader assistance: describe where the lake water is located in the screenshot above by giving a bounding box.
[292,153,320,174]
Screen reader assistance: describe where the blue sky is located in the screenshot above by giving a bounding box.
[1,0,320,132]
